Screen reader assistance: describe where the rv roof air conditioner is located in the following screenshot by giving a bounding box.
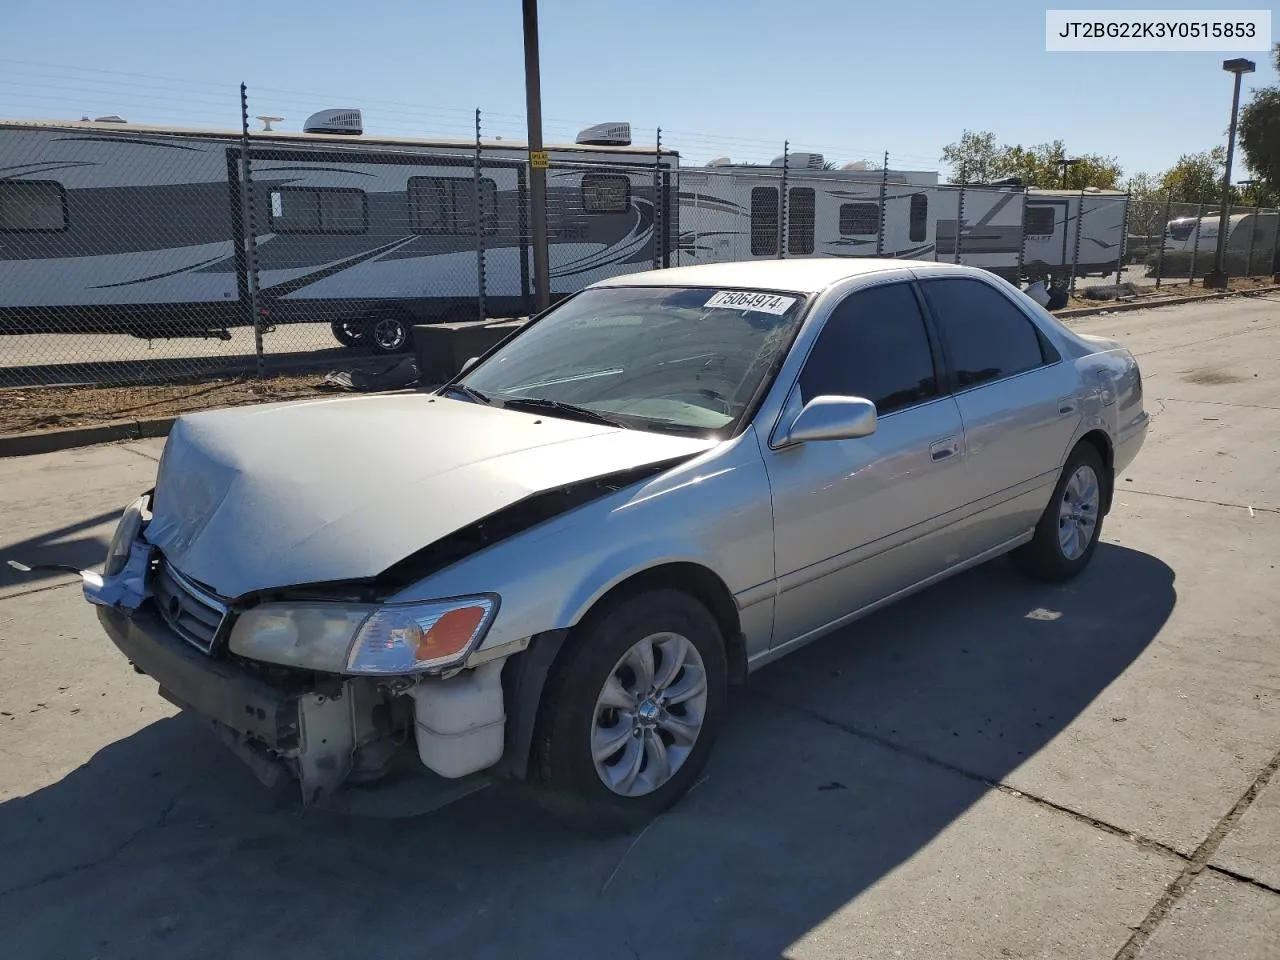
[576,122,632,146]
[303,109,363,135]
[842,161,872,170]
[771,152,825,170]
[94,115,127,123]
[706,157,733,167]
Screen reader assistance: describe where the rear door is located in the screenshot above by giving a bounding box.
[916,274,1082,550]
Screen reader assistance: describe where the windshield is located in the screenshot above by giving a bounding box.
[453,286,809,435]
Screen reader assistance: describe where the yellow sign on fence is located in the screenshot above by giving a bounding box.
[530,150,549,170]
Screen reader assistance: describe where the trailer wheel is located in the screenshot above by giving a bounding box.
[364,311,415,355]
[330,320,366,348]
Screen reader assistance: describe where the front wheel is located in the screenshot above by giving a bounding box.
[364,312,414,355]
[1011,443,1107,582]
[330,320,365,348]
[532,589,728,833]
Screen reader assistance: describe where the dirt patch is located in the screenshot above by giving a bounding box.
[1182,368,1247,385]
[0,374,333,436]
[1061,276,1276,311]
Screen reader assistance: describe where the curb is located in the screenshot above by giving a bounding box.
[0,415,175,459]
[1055,284,1280,320]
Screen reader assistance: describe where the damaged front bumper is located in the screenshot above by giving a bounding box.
[84,536,510,809]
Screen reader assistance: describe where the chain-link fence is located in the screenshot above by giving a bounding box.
[3,79,1279,414]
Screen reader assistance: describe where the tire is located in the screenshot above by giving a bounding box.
[1011,443,1107,583]
[363,312,414,355]
[330,320,365,348]
[531,589,728,834]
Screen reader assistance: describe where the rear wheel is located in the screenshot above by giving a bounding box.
[364,312,414,355]
[1011,443,1107,582]
[330,320,365,348]
[532,589,727,833]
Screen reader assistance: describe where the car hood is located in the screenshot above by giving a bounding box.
[144,393,717,598]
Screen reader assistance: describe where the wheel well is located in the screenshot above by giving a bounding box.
[574,563,747,684]
[1077,430,1115,514]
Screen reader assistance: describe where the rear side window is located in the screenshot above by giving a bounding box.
[0,180,67,231]
[269,187,367,234]
[1025,205,1056,236]
[581,174,630,214]
[788,187,815,255]
[920,277,1049,389]
[798,282,938,415]
[751,187,779,256]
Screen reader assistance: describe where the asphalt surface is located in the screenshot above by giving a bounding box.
[1,295,1278,959]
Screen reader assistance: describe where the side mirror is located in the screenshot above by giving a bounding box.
[459,356,480,374]
[780,395,877,445]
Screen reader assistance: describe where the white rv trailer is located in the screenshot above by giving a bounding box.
[1163,211,1279,264]
[0,116,676,350]
[675,155,1128,282]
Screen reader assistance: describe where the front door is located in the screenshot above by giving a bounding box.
[764,280,969,647]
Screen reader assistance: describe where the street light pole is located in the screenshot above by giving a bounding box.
[522,0,551,311]
[1205,57,1256,290]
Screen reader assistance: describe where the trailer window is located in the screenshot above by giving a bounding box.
[788,187,815,255]
[909,194,928,243]
[269,187,367,234]
[751,187,779,256]
[839,202,880,237]
[0,180,67,232]
[1024,205,1056,236]
[408,176,498,235]
[581,174,631,214]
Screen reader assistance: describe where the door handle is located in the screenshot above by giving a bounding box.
[1057,396,1077,415]
[930,438,959,461]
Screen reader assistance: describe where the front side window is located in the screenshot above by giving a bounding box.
[581,174,631,214]
[920,277,1049,389]
[839,202,880,237]
[458,286,809,435]
[269,187,367,234]
[1025,205,1056,236]
[0,180,67,231]
[408,176,498,234]
[798,282,938,415]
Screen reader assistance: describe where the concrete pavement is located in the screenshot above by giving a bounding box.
[0,296,1277,959]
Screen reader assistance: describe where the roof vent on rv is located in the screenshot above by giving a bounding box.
[771,152,825,170]
[575,122,632,146]
[94,115,127,123]
[842,160,872,170]
[706,157,733,167]
[303,109,363,135]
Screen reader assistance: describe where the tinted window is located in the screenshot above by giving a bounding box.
[0,180,67,231]
[798,282,938,415]
[909,193,928,242]
[581,174,630,213]
[839,202,879,236]
[1025,205,1056,235]
[408,176,498,234]
[751,187,779,256]
[788,187,815,255]
[921,277,1047,389]
[269,187,367,234]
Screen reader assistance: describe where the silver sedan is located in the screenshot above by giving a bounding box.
[77,258,1148,831]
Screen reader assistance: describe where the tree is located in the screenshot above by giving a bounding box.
[1159,149,1225,204]
[941,130,1004,183]
[1122,172,1167,239]
[941,131,1121,187]
[1238,43,1280,203]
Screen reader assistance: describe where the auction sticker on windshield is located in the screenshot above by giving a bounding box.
[704,291,798,315]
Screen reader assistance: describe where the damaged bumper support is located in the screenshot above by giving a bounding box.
[86,537,511,807]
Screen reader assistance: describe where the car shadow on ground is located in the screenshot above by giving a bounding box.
[0,510,120,591]
[0,543,1175,960]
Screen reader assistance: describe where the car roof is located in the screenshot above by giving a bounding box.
[589,258,977,295]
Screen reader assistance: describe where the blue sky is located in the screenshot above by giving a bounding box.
[3,0,1276,179]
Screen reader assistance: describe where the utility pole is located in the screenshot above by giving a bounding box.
[522,0,551,311]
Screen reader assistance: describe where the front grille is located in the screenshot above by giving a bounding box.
[153,562,227,654]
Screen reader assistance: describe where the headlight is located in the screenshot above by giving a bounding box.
[227,595,499,675]
[104,496,147,577]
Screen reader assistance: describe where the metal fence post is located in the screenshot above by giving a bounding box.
[954,182,966,265]
[1113,192,1131,285]
[238,82,265,378]
[1068,189,1085,294]
[653,127,663,270]
[1016,191,1028,284]
[779,140,789,259]
[1245,205,1258,276]
[474,108,487,322]
[1272,206,1280,281]
[876,150,889,257]
[1189,200,1206,282]
[1154,195,1171,289]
